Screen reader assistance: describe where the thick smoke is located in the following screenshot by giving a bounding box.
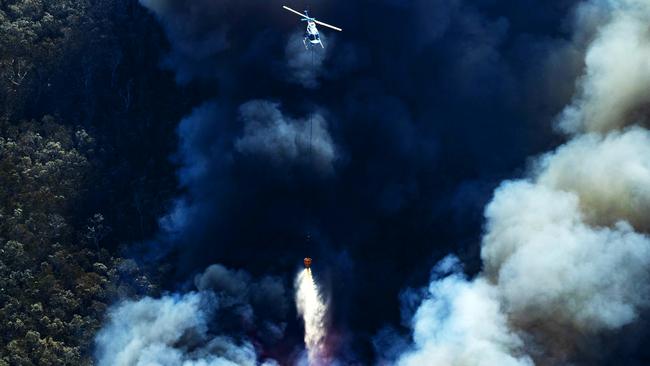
[95,265,287,365]
[536,128,650,230]
[484,182,650,330]
[194,264,289,343]
[122,0,604,363]
[396,257,533,366]
[396,0,650,364]
[558,0,650,134]
[235,100,336,173]
[95,13,330,351]
[95,293,263,366]
[158,97,336,256]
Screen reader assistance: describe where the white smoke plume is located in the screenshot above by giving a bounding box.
[95,265,286,366]
[95,292,277,366]
[295,269,329,366]
[558,0,650,134]
[535,128,650,231]
[483,181,650,331]
[396,0,650,364]
[396,257,533,366]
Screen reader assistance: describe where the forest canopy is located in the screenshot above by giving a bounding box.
[0,0,182,364]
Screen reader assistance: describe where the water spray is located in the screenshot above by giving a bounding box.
[295,266,329,365]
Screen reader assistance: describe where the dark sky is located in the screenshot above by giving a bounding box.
[135,0,589,362]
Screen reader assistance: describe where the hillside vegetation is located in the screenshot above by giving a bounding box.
[0,0,187,363]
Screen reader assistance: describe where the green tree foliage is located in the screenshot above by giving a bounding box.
[0,118,155,365]
[0,0,190,363]
[0,0,89,118]
[2,0,188,245]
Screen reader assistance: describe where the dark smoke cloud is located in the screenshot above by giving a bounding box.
[194,264,289,343]
[101,0,627,362]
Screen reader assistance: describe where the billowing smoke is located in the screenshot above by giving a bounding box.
[235,100,336,173]
[558,0,650,134]
[194,264,289,343]
[396,257,533,366]
[95,265,287,365]
[95,293,262,366]
[119,1,338,361]
[396,0,650,364]
[106,0,640,363]
[484,181,650,339]
[295,269,330,366]
[536,128,650,231]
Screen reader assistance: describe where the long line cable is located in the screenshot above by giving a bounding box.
[310,45,314,171]
[306,38,315,249]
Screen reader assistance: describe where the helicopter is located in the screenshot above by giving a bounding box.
[283,6,342,49]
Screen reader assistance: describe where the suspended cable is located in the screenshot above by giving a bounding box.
[306,37,315,249]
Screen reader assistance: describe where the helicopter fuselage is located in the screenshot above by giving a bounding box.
[305,21,320,44]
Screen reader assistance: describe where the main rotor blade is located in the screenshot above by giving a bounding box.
[283,6,309,19]
[314,19,342,32]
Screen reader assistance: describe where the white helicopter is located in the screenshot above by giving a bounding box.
[283,6,342,49]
